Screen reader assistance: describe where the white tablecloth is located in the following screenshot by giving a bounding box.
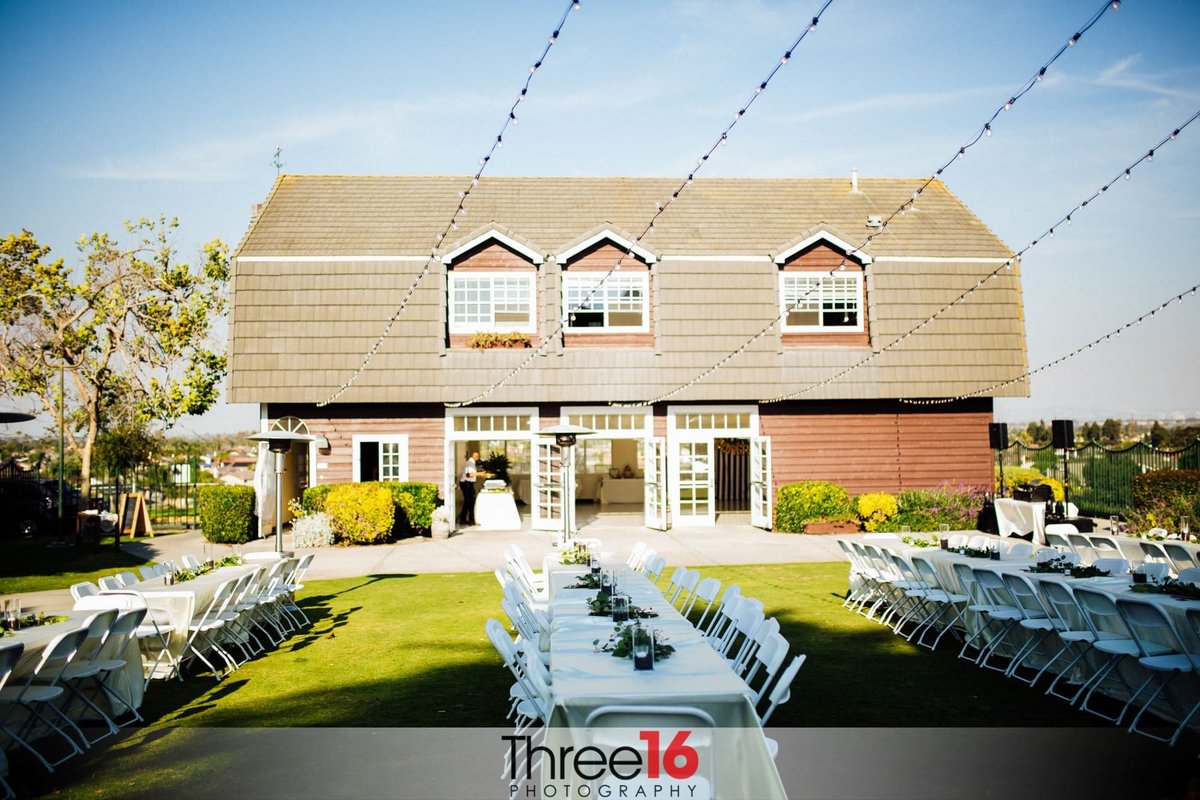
[474,490,521,530]
[544,570,786,799]
[994,498,1046,543]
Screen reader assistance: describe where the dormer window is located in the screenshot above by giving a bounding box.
[449,273,535,334]
[780,273,862,332]
[563,272,648,332]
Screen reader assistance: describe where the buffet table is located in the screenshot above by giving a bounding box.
[993,498,1046,543]
[474,489,521,530]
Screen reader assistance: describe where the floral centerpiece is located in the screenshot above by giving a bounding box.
[2,613,69,635]
[587,592,658,618]
[1131,577,1200,600]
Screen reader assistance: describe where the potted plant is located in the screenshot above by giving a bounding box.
[431,505,453,540]
[480,451,511,484]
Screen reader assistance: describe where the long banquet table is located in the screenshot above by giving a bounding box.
[102,563,262,669]
[543,568,787,799]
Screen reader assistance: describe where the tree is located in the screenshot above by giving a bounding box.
[1024,420,1051,447]
[1101,418,1123,446]
[0,218,229,500]
[1080,421,1102,444]
[1149,421,1168,449]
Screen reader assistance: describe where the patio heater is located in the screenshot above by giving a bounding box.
[248,430,314,554]
[537,424,595,544]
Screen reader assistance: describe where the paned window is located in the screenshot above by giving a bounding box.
[563,273,648,331]
[780,274,863,332]
[449,273,535,334]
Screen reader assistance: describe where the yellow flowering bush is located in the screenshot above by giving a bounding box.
[857,492,899,532]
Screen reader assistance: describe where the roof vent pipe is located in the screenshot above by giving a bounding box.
[850,167,859,193]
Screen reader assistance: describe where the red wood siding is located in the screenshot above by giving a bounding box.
[761,399,992,495]
[563,241,654,348]
[780,242,870,348]
[269,403,446,485]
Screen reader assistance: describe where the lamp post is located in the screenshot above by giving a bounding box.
[538,424,595,544]
[248,430,314,555]
[40,345,77,539]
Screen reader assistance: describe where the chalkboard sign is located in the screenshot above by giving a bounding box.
[119,492,153,537]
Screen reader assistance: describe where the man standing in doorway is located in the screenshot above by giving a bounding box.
[459,451,481,526]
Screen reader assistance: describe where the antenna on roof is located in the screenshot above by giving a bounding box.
[272,146,284,177]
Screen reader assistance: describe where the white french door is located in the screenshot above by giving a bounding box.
[443,447,457,527]
[672,439,714,527]
[644,437,668,530]
[532,440,564,532]
[750,436,773,530]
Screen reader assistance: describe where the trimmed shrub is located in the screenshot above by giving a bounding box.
[774,481,854,533]
[856,492,898,532]
[1131,469,1200,509]
[197,485,256,544]
[995,466,1043,493]
[301,484,335,515]
[325,483,395,544]
[370,481,439,537]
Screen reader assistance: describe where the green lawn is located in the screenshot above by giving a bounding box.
[0,536,157,594]
[7,562,1196,798]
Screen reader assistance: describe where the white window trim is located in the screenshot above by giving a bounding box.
[559,406,654,440]
[779,272,865,333]
[562,272,650,334]
[351,434,409,482]
[448,271,537,335]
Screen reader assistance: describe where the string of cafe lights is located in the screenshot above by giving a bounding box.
[766,107,1200,404]
[623,0,1122,408]
[317,0,582,408]
[447,0,837,408]
[899,281,1200,405]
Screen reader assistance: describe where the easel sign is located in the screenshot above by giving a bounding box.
[118,492,154,538]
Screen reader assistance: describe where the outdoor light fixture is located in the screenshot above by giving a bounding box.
[248,430,315,555]
[538,424,595,544]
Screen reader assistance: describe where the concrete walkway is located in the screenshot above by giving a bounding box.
[6,517,848,613]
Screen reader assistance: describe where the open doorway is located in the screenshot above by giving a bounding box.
[714,438,750,514]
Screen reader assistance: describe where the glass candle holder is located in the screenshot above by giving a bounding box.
[632,625,654,671]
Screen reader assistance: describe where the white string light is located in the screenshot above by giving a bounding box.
[316,0,581,407]
[898,282,1199,405]
[767,109,1199,404]
[448,0,837,408]
[621,0,1121,408]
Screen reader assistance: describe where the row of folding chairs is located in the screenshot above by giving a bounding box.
[0,607,148,783]
[1045,524,1200,577]
[636,548,806,738]
[841,538,1200,747]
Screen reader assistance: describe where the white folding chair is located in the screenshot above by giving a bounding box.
[1067,534,1098,565]
[1088,535,1122,558]
[998,572,1064,684]
[182,578,240,680]
[642,555,667,584]
[701,584,740,639]
[683,576,722,624]
[116,571,139,588]
[57,609,122,745]
[97,576,124,592]
[1115,598,1198,747]
[662,566,688,602]
[69,582,100,602]
[625,542,647,570]
[758,654,806,725]
[670,569,701,610]
[1072,587,1158,723]
[1033,547,1061,563]
[1134,562,1170,582]
[181,554,202,570]
[908,555,969,650]
[745,631,789,703]
[969,567,1029,672]
[581,706,716,794]
[1163,544,1198,577]
[1091,557,1129,576]
[0,628,90,771]
[1177,567,1200,584]
[947,534,969,548]
[1006,542,1034,560]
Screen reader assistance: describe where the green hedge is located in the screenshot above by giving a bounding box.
[1131,469,1200,509]
[774,481,854,533]
[197,485,257,544]
[324,483,395,544]
[302,481,439,539]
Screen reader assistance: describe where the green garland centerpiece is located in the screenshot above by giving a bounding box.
[593,622,675,661]
[172,554,245,583]
[951,545,994,559]
[1066,564,1111,579]
[1131,577,1200,600]
[567,572,602,590]
[559,545,592,566]
[586,592,659,619]
[1026,556,1076,574]
[2,613,70,636]
[902,534,940,548]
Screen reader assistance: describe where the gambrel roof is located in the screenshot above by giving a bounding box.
[229,175,1027,406]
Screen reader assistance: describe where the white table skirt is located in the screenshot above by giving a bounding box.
[994,498,1046,543]
[7,610,143,715]
[545,570,786,799]
[600,478,644,504]
[474,490,521,530]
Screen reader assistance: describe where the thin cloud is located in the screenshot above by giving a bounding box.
[1092,54,1200,101]
[764,85,1001,125]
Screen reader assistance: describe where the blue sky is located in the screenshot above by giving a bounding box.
[2,0,1198,436]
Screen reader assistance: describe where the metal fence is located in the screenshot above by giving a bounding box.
[90,457,201,531]
[1001,439,1200,516]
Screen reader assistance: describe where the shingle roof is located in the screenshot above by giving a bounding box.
[228,174,1027,405]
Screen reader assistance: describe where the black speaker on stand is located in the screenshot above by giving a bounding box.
[1051,419,1075,511]
[989,423,1009,498]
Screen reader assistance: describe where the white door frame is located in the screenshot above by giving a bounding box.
[644,436,668,530]
[444,406,539,530]
[667,405,759,527]
[750,435,773,530]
